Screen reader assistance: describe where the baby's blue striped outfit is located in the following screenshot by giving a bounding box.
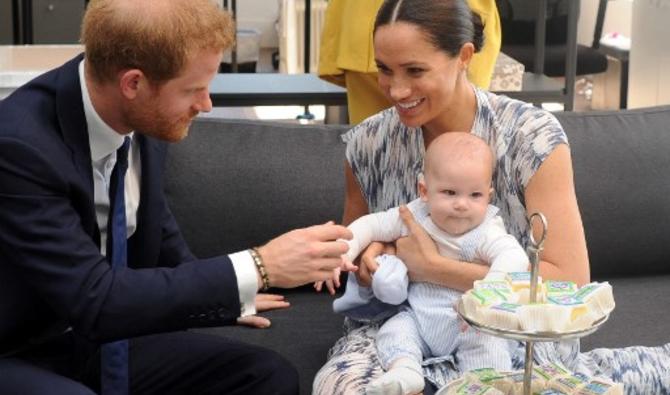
[335,199,528,372]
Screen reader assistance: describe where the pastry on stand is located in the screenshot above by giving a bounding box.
[438,213,618,395]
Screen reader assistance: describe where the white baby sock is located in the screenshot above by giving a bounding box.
[366,357,424,395]
[372,254,409,305]
[333,273,375,313]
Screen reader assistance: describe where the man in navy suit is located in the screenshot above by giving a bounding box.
[0,0,352,394]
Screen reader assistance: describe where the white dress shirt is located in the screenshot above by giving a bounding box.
[78,61,257,316]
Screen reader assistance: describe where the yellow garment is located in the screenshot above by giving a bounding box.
[318,0,385,87]
[318,0,501,124]
[343,72,391,127]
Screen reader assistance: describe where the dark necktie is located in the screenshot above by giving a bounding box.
[101,136,131,395]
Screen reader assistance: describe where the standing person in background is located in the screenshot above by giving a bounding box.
[318,0,501,124]
[312,0,670,394]
[0,1,352,394]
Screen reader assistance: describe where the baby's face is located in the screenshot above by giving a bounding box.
[420,158,492,236]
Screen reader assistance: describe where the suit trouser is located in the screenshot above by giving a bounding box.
[0,330,299,395]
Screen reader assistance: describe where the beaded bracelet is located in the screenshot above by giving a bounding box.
[249,247,270,291]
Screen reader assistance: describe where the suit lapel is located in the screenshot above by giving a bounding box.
[55,54,95,203]
[50,56,168,265]
[54,54,98,242]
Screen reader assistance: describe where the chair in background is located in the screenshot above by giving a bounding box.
[496,0,608,110]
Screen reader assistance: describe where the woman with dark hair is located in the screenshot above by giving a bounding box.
[313,0,670,394]
[317,0,500,124]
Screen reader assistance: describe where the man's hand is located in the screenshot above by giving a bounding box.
[257,221,353,289]
[237,293,290,328]
[395,205,439,282]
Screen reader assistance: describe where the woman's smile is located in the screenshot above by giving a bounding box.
[395,98,426,115]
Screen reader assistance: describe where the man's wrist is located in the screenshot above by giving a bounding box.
[249,247,270,291]
[228,250,259,316]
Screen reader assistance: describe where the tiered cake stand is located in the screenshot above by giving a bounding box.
[453,213,610,395]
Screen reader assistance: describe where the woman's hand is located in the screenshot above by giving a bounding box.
[236,293,290,328]
[355,241,395,287]
[395,205,440,283]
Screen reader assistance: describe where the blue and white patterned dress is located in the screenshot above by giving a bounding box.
[312,88,670,395]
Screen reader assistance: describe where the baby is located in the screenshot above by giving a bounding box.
[334,132,529,395]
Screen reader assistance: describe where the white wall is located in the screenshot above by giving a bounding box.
[578,0,633,46]
[228,0,281,48]
[628,0,670,108]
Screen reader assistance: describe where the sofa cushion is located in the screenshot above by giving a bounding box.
[170,109,670,279]
[194,289,342,394]
[165,118,350,394]
[165,118,350,258]
[580,274,670,350]
[556,106,670,278]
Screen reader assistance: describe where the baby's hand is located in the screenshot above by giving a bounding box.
[313,256,357,295]
[340,256,358,273]
[313,267,340,295]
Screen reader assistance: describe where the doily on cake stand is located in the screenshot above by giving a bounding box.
[449,213,609,395]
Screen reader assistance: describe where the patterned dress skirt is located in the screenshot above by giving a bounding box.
[312,319,670,395]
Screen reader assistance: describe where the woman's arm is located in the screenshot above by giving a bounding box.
[342,161,369,226]
[396,144,590,291]
[523,144,590,285]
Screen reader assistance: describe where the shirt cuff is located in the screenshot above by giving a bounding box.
[229,250,258,317]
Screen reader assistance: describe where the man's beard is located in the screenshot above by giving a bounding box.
[127,103,199,143]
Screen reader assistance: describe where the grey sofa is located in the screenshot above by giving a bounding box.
[164,106,670,394]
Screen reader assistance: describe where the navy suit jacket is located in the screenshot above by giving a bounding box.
[0,55,241,354]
